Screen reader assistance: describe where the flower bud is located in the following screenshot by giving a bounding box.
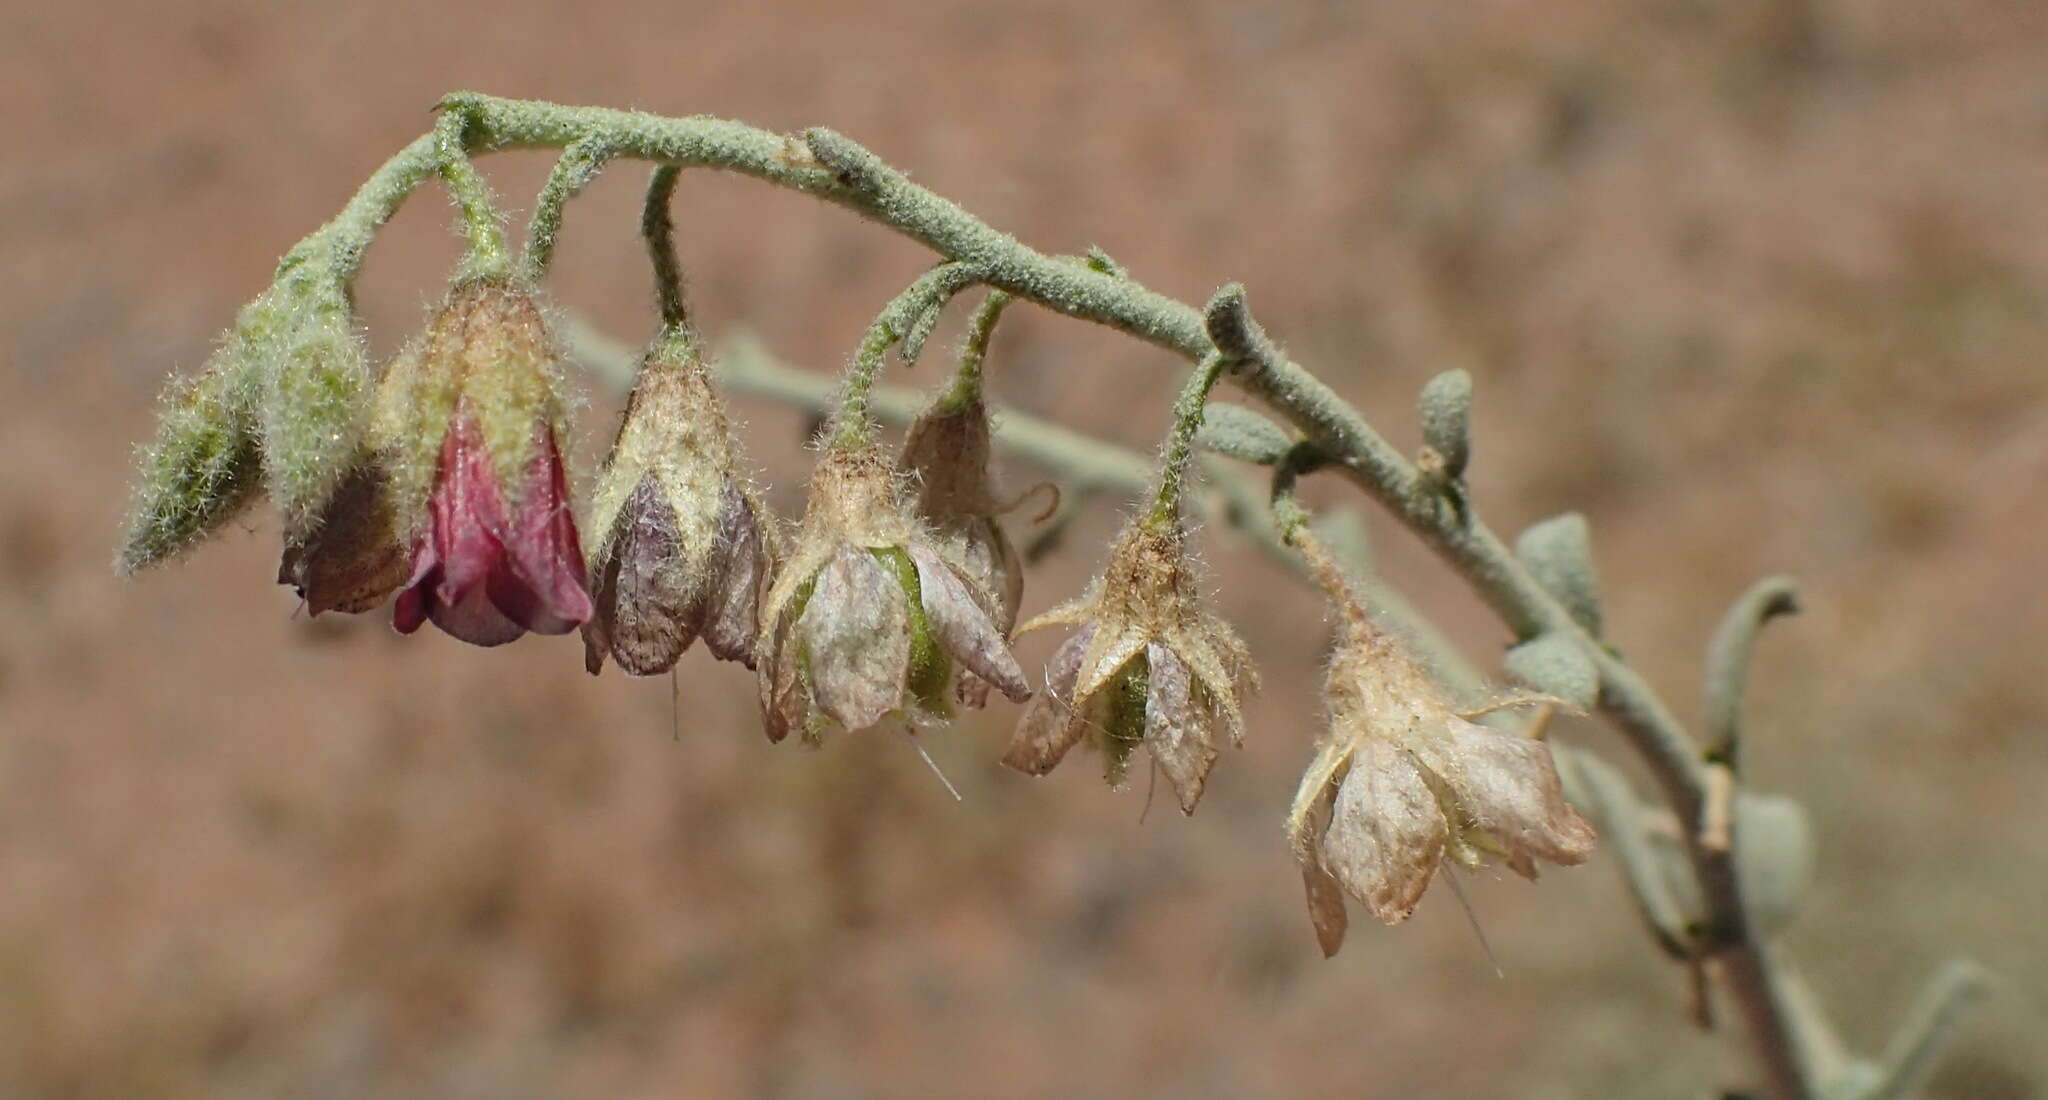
[900,391,1025,706]
[1003,519,1256,814]
[756,447,1029,741]
[118,292,294,574]
[118,349,263,575]
[258,283,373,539]
[372,280,592,646]
[1289,622,1595,946]
[1416,368,1472,481]
[582,341,776,674]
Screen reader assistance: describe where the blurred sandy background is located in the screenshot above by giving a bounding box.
[4,1,2045,1096]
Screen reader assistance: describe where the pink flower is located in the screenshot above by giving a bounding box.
[392,407,592,646]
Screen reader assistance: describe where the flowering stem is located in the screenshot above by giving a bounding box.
[266,92,1974,1097]
[1145,352,1228,530]
[1271,485,1372,639]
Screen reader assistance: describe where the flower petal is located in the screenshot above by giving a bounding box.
[1002,625,1095,774]
[798,545,911,731]
[757,611,808,744]
[699,481,769,669]
[278,465,408,616]
[427,417,511,619]
[489,428,592,635]
[1431,718,1597,878]
[1322,739,1447,923]
[429,570,529,647]
[1302,861,1351,958]
[1073,625,1149,702]
[909,544,1030,703]
[589,474,693,675]
[1143,643,1218,814]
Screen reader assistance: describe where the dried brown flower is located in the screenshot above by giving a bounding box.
[757,446,1030,742]
[900,390,1025,707]
[581,342,776,674]
[276,463,408,615]
[1002,518,1256,814]
[1288,621,1596,952]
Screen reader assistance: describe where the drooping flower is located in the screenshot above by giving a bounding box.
[756,446,1030,742]
[899,389,1025,706]
[581,336,776,674]
[1002,517,1256,814]
[276,462,408,616]
[1288,618,1597,953]
[371,280,592,646]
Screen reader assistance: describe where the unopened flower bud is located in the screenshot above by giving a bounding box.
[372,280,592,646]
[258,283,373,539]
[1003,519,1256,814]
[118,292,294,574]
[900,390,1025,706]
[582,340,776,674]
[756,446,1029,742]
[118,349,263,575]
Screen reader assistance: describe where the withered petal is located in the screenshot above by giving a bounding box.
[1433,717,1597,877]
[1302,861,1351,958]
[908,544,1030,703]
[758,612,808,744]
[279,466,408,616]
[799,545,912,731]
[581,552,615,674]
[1143,643,1218,814]
[699,482,769,669]
[1001,625,1095,774]
[1323,738,1447,923]
[597,475,693,675]
[1074,625,1149,702]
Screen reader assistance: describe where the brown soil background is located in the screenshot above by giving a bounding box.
[4,1,2045,1096]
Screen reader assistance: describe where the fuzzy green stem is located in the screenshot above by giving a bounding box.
[830,262,984,451]
[1146,352,1228,528]
[944,290,1013,409]
[1271,487,1371,638]
[432,111,510,279]
[641,164,693,332]
[521,135,613,283]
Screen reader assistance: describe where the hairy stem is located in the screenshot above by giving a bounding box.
[289,92,1981,1097]
[521,134,613,283]
[1147,352,1228,529]
[830,262,984,450]
[432,111,510,280]
[946,290,1013,409]
[641,164,693,332]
